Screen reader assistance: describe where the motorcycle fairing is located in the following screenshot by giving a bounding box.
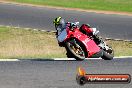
[71,29,101,57]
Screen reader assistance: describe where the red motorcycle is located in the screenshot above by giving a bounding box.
[56,22,114,60]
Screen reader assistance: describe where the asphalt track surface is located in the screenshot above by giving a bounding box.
[0,3,132,40]
[0,58,131,88]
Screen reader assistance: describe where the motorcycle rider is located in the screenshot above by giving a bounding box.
[53,17,66,36]
[53,17,102,45]
[53,17,69,46]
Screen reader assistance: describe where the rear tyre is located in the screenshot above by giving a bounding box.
[101,50,114,60]
[65,39,87,61]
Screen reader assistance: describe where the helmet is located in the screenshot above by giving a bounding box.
[53,17,65,28]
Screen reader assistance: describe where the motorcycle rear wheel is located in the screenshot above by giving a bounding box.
[65,39,87,61]
[101,49,114,60]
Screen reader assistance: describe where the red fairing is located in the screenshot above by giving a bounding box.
[66,27,100,57]
[84,39,100,57]
[80,24,93,35]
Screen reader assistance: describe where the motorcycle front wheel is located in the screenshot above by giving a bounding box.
[65,39,87,61]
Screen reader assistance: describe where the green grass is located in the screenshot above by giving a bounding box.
[0,26,132,59]
[9,0,132,12]
[0,26,66,59]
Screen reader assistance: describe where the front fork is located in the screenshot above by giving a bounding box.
[69,39,80,48]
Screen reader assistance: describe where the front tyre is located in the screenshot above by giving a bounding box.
[65,39,87,61]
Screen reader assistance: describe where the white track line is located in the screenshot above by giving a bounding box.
[0,59,20,61]
[53,58,102,60]
[0,56,132,61]
[54,56,132,60]
[53,58,75,60]
[114,56,132,59]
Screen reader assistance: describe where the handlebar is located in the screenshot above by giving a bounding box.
[69,22,79,30]
[74,22,79,26]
